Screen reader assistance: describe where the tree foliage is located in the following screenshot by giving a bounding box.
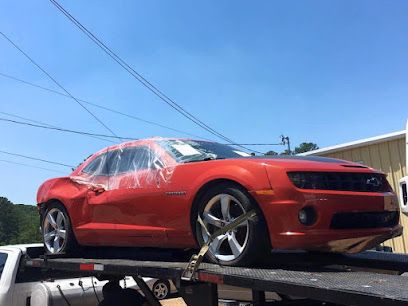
[265,150,278,156]
[0,197,41,245]
[294,142,319,154]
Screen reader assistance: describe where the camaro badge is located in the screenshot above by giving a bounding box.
[166,191,187,196]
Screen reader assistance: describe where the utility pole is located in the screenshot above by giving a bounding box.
[281,135,291,155]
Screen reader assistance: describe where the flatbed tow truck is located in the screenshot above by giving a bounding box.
[21,211,408,306]
[22,247,408,306]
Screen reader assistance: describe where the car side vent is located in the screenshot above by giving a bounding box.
[341,164,368,169]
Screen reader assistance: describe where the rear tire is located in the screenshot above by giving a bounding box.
[194,183,268,266]
[42,202,76,255]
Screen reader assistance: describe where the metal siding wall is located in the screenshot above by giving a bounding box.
[322,137,407,253]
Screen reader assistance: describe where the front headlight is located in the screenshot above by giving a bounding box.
[287,172,324,189]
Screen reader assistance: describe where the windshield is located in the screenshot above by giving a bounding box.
[158,139,250,163]
[0,253,7,282]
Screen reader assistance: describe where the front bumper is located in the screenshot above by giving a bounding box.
[253,186,402,253]
[274,224,402,253]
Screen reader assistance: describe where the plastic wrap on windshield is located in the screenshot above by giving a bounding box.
[158,139,251,163]
[70,138,177,190]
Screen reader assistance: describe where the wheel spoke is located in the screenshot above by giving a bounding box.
[210,234,227,253]
[201,192,250,262]
[47,213,58,229]
[203,212,223,227]
[58,229,66,239]
[228,233,243,257]
[56,212,64,228]
[44,230,56,242]
[53,236,60,251]
[220,195,230,219]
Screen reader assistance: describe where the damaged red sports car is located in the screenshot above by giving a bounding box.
[37,138,402,266]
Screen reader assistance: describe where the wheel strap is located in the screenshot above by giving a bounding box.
[181,209,256,281]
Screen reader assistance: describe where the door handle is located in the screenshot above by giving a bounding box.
[90,186,105,194]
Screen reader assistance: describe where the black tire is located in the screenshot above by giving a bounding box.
[42,202,77,255]
[152,279,171,300]
[193,183,269,266]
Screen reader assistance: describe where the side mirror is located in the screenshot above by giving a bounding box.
[152,158,165,170]
[400,177,408,215]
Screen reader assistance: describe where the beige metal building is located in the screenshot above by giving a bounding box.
[301,120,408,253]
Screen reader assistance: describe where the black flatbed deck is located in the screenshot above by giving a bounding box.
[25,250,408,306]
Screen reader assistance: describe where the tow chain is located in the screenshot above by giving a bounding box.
[181,209,256,281]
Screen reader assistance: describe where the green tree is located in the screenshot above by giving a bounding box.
[264,150,278,156]
[0,197,19,245]
[0,197,41,245]
[280,149,291,155]
[294,142,319,154]
[11,204,42,244]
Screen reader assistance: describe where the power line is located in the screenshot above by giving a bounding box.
[49,0,229,141]
[0,31,121,141]
[0,110,116,144]
[0,149,74,168]
[0,117,135,140]
[0,72,211,141]
[0,116,278,150]
[0,158,67,174]
[49,0,259,153]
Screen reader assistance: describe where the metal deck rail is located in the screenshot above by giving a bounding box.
[24,250,408,306]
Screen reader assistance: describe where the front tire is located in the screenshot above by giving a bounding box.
[194,183,268,266]
[42,202,76,255]
[152,280,171,300]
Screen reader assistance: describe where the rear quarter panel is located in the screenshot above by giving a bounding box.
[36,177,89,229]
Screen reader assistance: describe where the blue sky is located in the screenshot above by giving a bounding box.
[1,0,407,204]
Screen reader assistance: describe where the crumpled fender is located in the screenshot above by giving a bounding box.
[36,177,88,207]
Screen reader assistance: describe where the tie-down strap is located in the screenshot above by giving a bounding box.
[181,209,256,281]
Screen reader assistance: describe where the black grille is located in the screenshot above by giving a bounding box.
[287,172,391,192]
[330,211,399,229]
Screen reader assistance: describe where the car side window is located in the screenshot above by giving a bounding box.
[123,147,150,172]
[110,146,156,175]
[82,147,160,176]
[0,252,7,282]
[82,152,114,176]
[82,154,106,175]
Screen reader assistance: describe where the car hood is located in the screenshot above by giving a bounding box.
[241,155,378,173]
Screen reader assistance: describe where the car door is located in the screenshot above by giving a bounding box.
[70,150,112,245]
[90,145,167,246]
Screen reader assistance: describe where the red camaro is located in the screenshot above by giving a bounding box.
[37,138,402,266]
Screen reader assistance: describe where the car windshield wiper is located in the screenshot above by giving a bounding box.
[183,157,225,163]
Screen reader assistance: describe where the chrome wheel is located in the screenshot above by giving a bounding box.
[199,193,249,262]
[43,208,67,254]
[153,281,169,299]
